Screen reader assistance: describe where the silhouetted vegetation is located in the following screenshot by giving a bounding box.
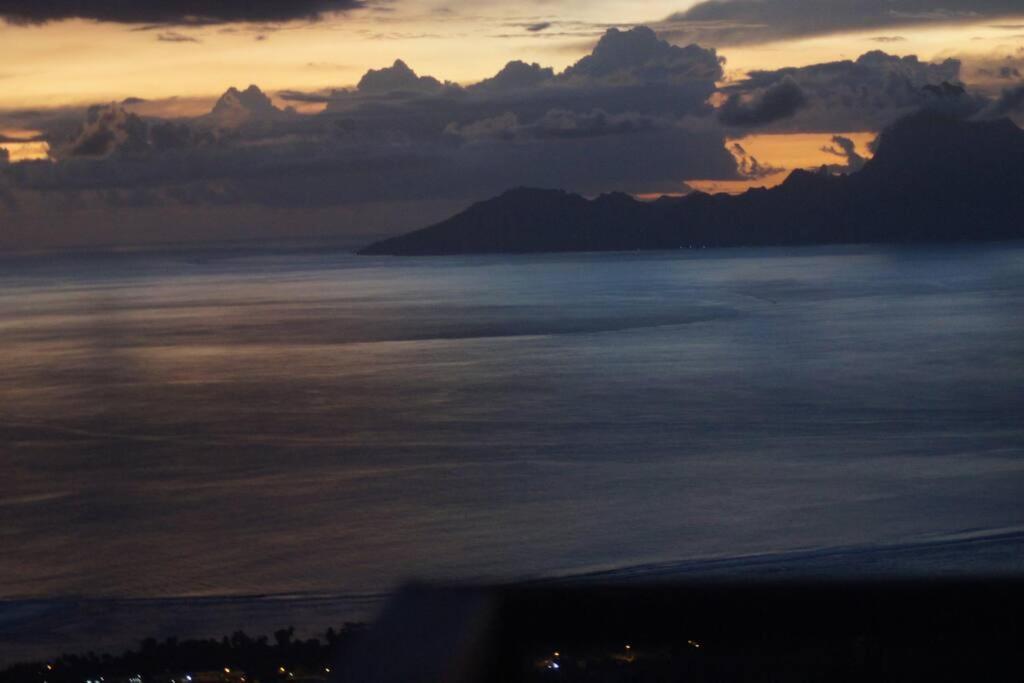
[0,624,366,683]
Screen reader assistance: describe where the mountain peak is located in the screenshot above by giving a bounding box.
[360,113,1024,256]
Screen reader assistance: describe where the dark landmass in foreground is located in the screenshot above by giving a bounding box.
[359,113,1024,255]
[0,625,365,683]
[8,582,1024,683]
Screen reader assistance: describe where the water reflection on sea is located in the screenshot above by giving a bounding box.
[2,244,1023,607]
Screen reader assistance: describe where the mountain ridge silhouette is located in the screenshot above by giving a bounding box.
[359,112,1024,255]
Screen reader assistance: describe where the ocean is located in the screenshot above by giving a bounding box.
[2,243,1023,661]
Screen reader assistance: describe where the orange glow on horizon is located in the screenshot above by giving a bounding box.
[688,131,876,195]
[0,129,51,162]
[0,12,1020,110]
[688,172,792,195]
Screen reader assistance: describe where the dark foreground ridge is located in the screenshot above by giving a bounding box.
[8,582,1024,683]
[359,112,1024,255]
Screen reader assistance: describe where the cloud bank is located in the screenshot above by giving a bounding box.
[1,27,737,226]
[662,0,1024,46]
[719,50,982,131]
[0,0,364,26]
[0,24,1018,249]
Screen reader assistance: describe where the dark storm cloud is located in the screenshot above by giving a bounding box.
[720,50,983,131]
[718,78,807,127]
[661,0,1024,46]
[11,25,1012,236]
[62,105,150,158]
[4,27,738,210]
[446,109,668,141]
[0,0,364,26]
[561,26,724,84]
[987,83,1024,116]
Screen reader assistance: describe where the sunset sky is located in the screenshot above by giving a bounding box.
[1,0,1023,249]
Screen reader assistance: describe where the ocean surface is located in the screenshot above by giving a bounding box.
[2,243,1024,660]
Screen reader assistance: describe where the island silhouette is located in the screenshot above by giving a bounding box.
[359,112,1024,256]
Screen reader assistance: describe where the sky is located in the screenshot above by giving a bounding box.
[1,0,1023,249]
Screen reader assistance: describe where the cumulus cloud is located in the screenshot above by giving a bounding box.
[561,26,724,84]
[5,21,1023,249]
[471,61,555,93]
[660,0,1024,46]
[357,59,450,95]
[58,104,150,158]
[204,84,293,127]
[719,50,981,131]
[718,77,807,127]
[0,0,364,25]
[4,27,738,217]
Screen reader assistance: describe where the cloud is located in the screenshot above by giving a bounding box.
[820,135,867,172]
[58,104,150,158]
[718,77,807,127]
[149,121,195,151]
[986,83,1024,117]
[4,27,738,218]
[446,109,668,141]
[6,21,1022,250]
[730,142,784,178]
[205,84,292,126]
[960,48,1024,95]
[0,0,364,25]
[356,59,449,95]
[660,0,1024,46]
[561,26,724,84]
[157,31,200,43]
[719,50,981,131]
[526,22,551,33]
[471,61,555,93]
[277,90,334,104]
